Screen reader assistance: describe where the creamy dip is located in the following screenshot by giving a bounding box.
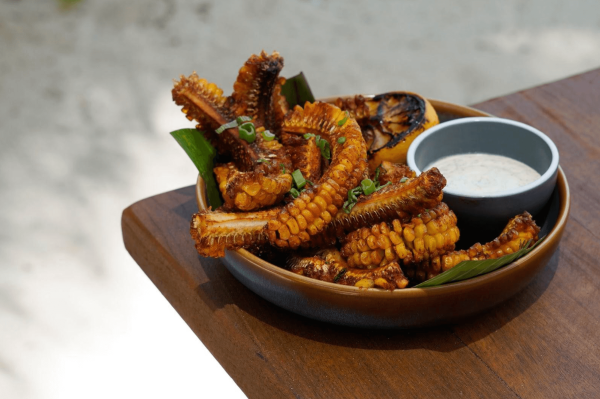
[425,153,541,195]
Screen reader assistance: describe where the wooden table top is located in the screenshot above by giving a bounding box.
[122,69,600,399]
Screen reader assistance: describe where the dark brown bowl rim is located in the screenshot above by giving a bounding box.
[195,99,570,299]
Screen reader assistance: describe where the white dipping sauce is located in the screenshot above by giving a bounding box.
[425,153,541,195]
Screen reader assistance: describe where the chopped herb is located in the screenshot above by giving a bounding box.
[257,158,271,164]
[306,179,314,186]
[337,111,349,126]
[333,268,347,282]
[280,163,286,174]
[303,133,315,140]
[417,214,422,218]
[400,177,408,183]
[261,129,276,141]
[215,119,239,134]
[374,165,381,183]
[361,179,376,196]
[292,169,306,189]
[318,140,331,159]
[238,122,256,143]
[290,188,300,198]
[337,136,346,144]
[236,116,252,124]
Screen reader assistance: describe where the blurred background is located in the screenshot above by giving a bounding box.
[1,0,599,397]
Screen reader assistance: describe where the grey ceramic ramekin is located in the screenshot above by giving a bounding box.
[407,117,559,238]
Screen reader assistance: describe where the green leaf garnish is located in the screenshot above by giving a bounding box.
[280,163,286,174]
[400,177,408,183]
[261,130,276,141]
[170,129,222,208]
[238,122,256,143]
[337,137,346,144]
[414,237,545,288]
[303,133,315,140]
[292,169,306,190]
[215,120,238,134]
[280,72,316,108]
[257,158,271,164]
[289,188,300,198]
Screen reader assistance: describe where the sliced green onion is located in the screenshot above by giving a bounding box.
[236,116,252,124]
[292,169,306,189]
[215,119,239,134]
[333,268,347,282]
[400,177,408,183]
[318,140,331,160]
[257,158,271,164]
[261,129,276,141]
[337,137,346,144]
[238,122,256,143]
[303,133,315,140]
[361,179,376,196]
[337,111,349,126]
[290,188,300,198]
[280,163,286,174]
[376,181,391,191]
[374,165,381,183]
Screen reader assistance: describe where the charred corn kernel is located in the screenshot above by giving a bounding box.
[295,215,307,230]
[374,278,390,288]
[320,211,332,223]
[426,220,439,235]
[295,198,307,211]
[415,224,427,239]
[320,190,333,205]
[313,196,328,211]
[307,224,319,235]
[307,202,321,216]
[357,239,369,252]
[235,192,250,207]
[298,231,310,242]
[355,279,375,289]
[278,225,291,240]
[367,235,378,249]
[326,204,338,216]
[287,219,300,235]
[301,209,314,223]
[403,227,415,242]
[371,250,384,265]
[360,252,371,266]
[339,203,460,269]
[313,217,325,231]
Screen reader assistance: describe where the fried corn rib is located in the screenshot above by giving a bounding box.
[173,51,293,211]
[406,211,541,282]
[288,249,409,290]
[340,203,459,269]
[190,207,282,258]
[266,102,368,249]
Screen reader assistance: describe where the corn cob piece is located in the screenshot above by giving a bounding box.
[288,249,409,290]
[376,161,416,186]
[340,203,459,269]
[406,211,541,283]
[266,102,369,249]
[190,207,282,258]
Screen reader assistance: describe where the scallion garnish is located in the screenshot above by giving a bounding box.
[400,177,408,183]
[261,129,276,141]
[303,133,315,140]
[304,133,331,160]
[238,122,256,143]
[215,120,239,134]
[257,158,271,164]
[290,188,300,198]
[280,163,286,174]
[337,111,349,126]
[292,169,306,189]
[337,137,346,144]
[361,179,376,196]
[236,116,252,124]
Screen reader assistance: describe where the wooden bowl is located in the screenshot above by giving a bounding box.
[195,99,570,328]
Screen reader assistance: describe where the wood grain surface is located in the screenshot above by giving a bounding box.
[122,69,600,399]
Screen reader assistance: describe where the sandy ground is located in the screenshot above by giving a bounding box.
[1,0,599,397]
